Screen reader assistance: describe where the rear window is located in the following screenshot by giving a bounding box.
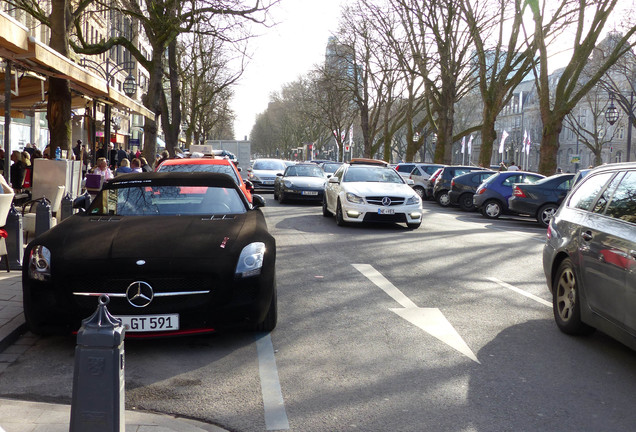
[568,172,614,211]
[396,164,415,173]
[157,163,240,185]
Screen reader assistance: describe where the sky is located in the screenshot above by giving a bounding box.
[231,0,346,141]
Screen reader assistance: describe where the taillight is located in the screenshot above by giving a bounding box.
[477,187,486,194]
[512,186,526,198]
[451,180,455,187]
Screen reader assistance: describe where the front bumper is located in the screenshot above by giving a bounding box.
[279,188,324,201]
[340,201,422,224]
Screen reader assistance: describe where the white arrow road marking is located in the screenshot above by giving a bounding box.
[352,264,480,364]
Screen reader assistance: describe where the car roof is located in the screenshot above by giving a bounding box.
[349,158,390,167]
[584,162,636,174]
[159,157,234,166]
[107,172,240,189]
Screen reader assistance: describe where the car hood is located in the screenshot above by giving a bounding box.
[37,213,253,262]
[284,176,326,187]
[343,182,415,197]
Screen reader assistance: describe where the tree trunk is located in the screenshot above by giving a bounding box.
[538,117,563,175]
[478,108,498,168]
[47,0,72,157]
[142,50,164,165]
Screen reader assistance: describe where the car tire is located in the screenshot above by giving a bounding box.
[278,191,286,204]
[407,222,421,229]
[336,200,347,226]
[255,286,277,332]
[481,199,502,218]
[413,186,425,199]
[552,258,595,335]
[436,190,451,207]
[23,289,50,336]
[322,197,331,217]
[273,188,278,200]
[458,193,475,211]
[537,203,558,228]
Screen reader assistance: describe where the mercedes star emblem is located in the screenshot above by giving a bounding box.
[126,281,154,308]
[382,197,392,206]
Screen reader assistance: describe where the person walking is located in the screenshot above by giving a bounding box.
[507,161,519,171]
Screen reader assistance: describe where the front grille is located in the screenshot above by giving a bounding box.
[363,212,407,223]
[366,196,406,206]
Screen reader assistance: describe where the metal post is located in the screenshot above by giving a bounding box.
[575,140,579,172]
[70,294,125,432]
[4,60,11,179]
[104,103,111,166]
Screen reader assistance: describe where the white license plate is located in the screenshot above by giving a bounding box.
[116,314,179,332]
[263,180,274,185]
[302,191,318,195]
[378,208,395,215]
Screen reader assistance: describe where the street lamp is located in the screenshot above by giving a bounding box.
[604,91,633,162]
[80,58,137,163]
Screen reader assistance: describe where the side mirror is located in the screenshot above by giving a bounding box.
[328,176,339,184]
[252,194,266,208]
[276,172,284,177]
[406,179,414,185]
[245,180,254,192]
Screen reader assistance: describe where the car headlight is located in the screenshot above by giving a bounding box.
[283,180,293,189]
[405,195,421,205]
[346,192,364,204]
[235,242,266,278]
[28,245,51,281]
[248,173,259,181]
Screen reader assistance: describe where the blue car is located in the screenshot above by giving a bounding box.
[508,173,575,227]
[473,171,545,218]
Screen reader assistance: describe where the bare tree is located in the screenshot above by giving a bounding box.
[564,88,617,166]
[525,0,636,175]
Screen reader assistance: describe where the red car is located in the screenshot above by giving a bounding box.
[157,158,253,202]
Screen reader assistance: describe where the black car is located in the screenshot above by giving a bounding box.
[508,173,574,227]
[23,172,277,336]
[448,170,495,211]
[273,163,327,203]
[432,165,486,206]
[543,162,636,350]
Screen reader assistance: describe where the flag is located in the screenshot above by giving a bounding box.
[467,135,473,155]
[349,125,353,146]
[499,130,509,154]
[460,136,465,154]
[524,130,531,155]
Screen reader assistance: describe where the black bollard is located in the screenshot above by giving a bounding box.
[34,197,51,238]
[60,192,73,221]
[70,294,126,432]
[5,206,23,269]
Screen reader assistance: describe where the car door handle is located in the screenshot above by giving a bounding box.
[581,231,593,242]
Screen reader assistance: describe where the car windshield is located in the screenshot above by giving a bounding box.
[253,160,286,170]
[157,163,241,184]
[88,184,247,216]
[343,166,404,183]
[285,165,324,177]
[322,163,342,173]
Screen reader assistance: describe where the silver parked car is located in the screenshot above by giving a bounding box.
[543,162,636,350]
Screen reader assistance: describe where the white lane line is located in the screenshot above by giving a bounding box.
[256,333,289,430]
[487,277,552,308]
[353,263,480,364]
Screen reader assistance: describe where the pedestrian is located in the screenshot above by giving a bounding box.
[93,157,114,182]
[9,150,25,190]
[108,143,117,168]
[140,157,152,172]
[507,161,519,171]
[130,158,143,173]
[556,167,563,174]
[116,145,128,167]
[115,158,133,175]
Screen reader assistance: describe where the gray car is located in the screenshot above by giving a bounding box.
[543,162,636,350]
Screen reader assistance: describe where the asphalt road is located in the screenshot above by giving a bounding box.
[1,197,635,432]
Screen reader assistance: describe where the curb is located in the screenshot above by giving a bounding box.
[0,316,26,354]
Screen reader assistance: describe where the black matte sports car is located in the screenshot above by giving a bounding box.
[23,172,277,337]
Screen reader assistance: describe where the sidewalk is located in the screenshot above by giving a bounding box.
[0,272,228,432]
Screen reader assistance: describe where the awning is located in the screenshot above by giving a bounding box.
[0,11,153,119]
